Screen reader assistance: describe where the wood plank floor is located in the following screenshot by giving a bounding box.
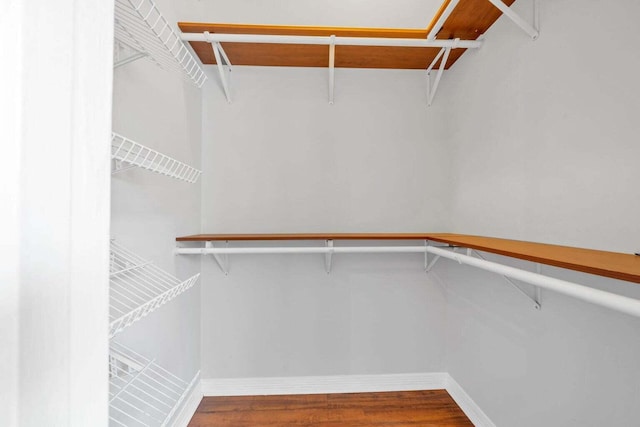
[188,390,473,426]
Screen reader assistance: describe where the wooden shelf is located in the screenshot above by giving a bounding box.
[177,0,514,70]
[176,233,437,241]
[425,234,640,285]
[176,233,640,284]
[178,23,450,70]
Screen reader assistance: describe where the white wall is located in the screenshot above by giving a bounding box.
[437,0,640,425]
[199,67,451,378]
[111,0,203,387]
[446,0,640,254]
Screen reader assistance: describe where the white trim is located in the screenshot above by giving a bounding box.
[200,373,495,427]
[202,372,448,396]
[12,0,112,425]
[446,376,496,427]
[171,376,203,427]
[0,2,23,425]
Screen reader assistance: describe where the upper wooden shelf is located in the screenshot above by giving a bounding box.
[177,233,435,241]
[176,233,640,284]
[177,0,514,70]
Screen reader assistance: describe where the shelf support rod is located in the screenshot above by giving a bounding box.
[187,32,481,49]
[471,250,541,310]
[427,45,452,106]
[328,35,336,105]
[207,32,232,103]
[427,0,461,39]
[486,0,539,40]
[325,240,334,274]
[206,241,229,275]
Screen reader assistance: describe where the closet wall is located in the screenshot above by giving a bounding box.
[437,0,640,425]
[111,0,203,381]
[199,67,452,378]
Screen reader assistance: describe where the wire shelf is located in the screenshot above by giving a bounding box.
[111,132,202,183]
[114,0,207,87]
[109,342,198,427]
[110,241,200,338]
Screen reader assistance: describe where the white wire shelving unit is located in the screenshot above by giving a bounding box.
[110,240,200,338]
[114,0,207,87]
[111,132,202,183]
[109,341,199,427]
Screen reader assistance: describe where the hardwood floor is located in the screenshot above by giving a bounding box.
[188,390,473,426]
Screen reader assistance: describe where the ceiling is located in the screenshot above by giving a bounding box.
[179,0,516,70]
[177,0,446,29]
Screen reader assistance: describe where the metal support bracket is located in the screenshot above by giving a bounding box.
[472,250,541,310]
[206,241,229,275]
[424,240,429,271]
[206,31,232,103]
[426,44,453,106]
[111,159,136,174]
[114,51,149,68]
[113,40,149,68]
[425,240,442,272]
[328,35,336,104]
[215,41,233,72]
[325,240,334,274]
[487,0,539,40]
[425,243,462,272]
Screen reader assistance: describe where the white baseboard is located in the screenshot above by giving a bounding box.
[171,375,203,427]
[201,372,448,396]
[446,376,496,427]
[200,372,495,427]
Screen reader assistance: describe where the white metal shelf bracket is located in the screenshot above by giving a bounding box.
[487,0,539,40]
[426,44,453,106]
[425,240,443,272]
[112,159,136,174]
[216,41,233,72]
[325,240,334,273]
[207,241,229,275]
[471,250,541,310]
[328,35,336,104]
[206,32,232,103]
[113,41,149,68]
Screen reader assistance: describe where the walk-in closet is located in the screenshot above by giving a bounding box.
[4,0,640,426]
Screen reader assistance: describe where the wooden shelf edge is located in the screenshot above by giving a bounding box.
[176,233,436,241]
[177,22,430,38]
[176,233,640,284]
[425,234,640,285]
